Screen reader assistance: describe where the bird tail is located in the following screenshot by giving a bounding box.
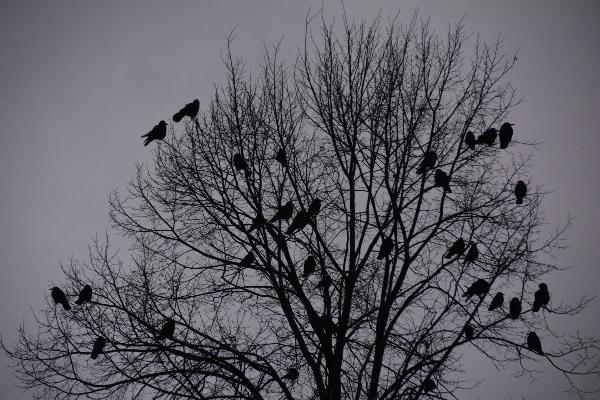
[91,353,98,359]
[445,184,452,193]
[516,197,523,205]
[62,302,71,311]
[532,305,540,312]
[173,112,184,122]
[416,166,425,175]
[143,138,152,146]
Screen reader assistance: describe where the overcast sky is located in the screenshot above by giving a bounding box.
[1,1,599,399]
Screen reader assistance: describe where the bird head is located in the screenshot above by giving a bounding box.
[193,99,199,105]
[49,287,58,291]
[159,120,168,126]
[539,283,547,290]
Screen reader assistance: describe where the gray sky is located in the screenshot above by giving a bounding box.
[1,1,599,399]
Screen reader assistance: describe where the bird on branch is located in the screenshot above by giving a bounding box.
[75,285,92,305]
[434,169,452,193]
[307,198,322,219]
[50,287,71,311]
[416,151,437,175]
[465,131,476,150]
[475,128,498,146]
[172,99,199,122]
[445,238,465,259]
[91,336,106,359]
[282,367,299,381]
[527,332,544,355]
[499,122,514,149]
[509,297,522,320]
[286,210,309,235]
[157,318,175,341]
[232,153,249,175]
[464,324,474,340]
[247,215,264,233]
[463,242,479,264]
[488,292,504,311]
[515,180,527,205]
[462,279,489,300]
[239,252,255,267]
[377,236,394,260]
[270,201,293,223]
[532,283,550,312]
[303,256,316,278]
[276,149,287,168]
[141,121,167,146]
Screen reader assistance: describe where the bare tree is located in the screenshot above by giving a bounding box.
[4,13,599,400]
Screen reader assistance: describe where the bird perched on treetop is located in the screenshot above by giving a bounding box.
[303,256,316,278]
[464,324,474,340]
[276,149,287,168]
[307,198,322,219]
[232,153,249,174]
[75,285,92,305]
[90,336,106,359]
[465,131,476,150]
[172,99,200,122]
[462,279,489,299]
[499,122,514,149]
[463,242,479,264]
[475,128,498,146]
[377,236,394,260]
[50,287,71,311]
[239,252,255,267]
[532,283,550,312]
[270,201,293,223]
[509,297,522,320]
[282,367,299,381]
[515,181,527,205]
[445,238,465,259]
[488,292,504,311]
[286,210,310,235]
[434,169,452,193]
[527,332,544,355]
[141,121,167,146]
[416,151,437,175]
[157,318,175,341]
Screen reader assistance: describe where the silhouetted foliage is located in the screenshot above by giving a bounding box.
[141,120,168,146]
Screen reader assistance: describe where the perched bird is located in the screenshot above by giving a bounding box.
[232,153,249,173]
[282,367,299,381]
[377,236,394,260]
[445,238,466,259]
[157,318,175,341]
[239,252,255,267]
[247,215,263,233]
[90,336,106,359]
[75,285,92,305]
[141,121,168,146]
[423,378,436,393]
[315,274,332,290]
[320,314,338,333]
[462,279,489,299]
[464,324,474,340]
[270,201,293,223]
[416,151,437,175]
[488,292,504,311]
[465,131,476,150]
[172,99,200,122]
[509,297,522,320]
[307,198,322,218]
[286,210,309,235]
[499,122,514,149]
[463,242,479,264]
[532,283,550,312]
[303,256,316,278]
[527,332,544,355]
[434,169,452,193]
[276,149,287,168]
[515,181,527,205]
[475,128,498,146]
[50,287,71,311]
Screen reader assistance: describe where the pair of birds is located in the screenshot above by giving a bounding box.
[445,239,479,264]
[464,122,514,150]
[50,285,93,311]
[141,99,200,146]
[232,147,288,176]
[247,198,322,235]
[488,293,522,319]
[415,151,452,193]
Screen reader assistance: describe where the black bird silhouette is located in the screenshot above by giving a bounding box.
[515,180,527,205]
[276,149,287,168]
[173,99,199,122]
[488,292,504,311]
[463,279,489,299]
[282,367,299,381]
[475,128,498,146]
[527,332,544,355]
[377,236,394,260]
[463,242,479,264]
[303,256,316,278]
[320,314,338,333]
[286,210,310,235]
[464,324,474,340]
[423,378,436,393]
[50,287,71,311]
[90,336,106,359]
[75,285,92,305]
[270,201,293,223]
[157,318,175,341]
[465,131,476,150]
[509,297,522,320]
[247,216,263,233]
[141,120,168,146]
[499,122,514,149]
[307,198,322,218]
[315,274,332,290]
[239,252,255,267]
[532,283,550,312]
[232,153,249,173]
[416,151,437,175]
[445,238,466,259]
[434,169,452,193]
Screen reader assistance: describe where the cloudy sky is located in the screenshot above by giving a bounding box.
[1,1,599,399]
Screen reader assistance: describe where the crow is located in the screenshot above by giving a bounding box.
[527,332,544,355]
[90,336,106,359]
[239,252,255,267]
[307,198,322,218]
[173,99,200,122]
[75,285,92,305]
[282,367,299,381]
[286,210,309,235]
[416,151,437,175]
[276,149,287,168]
[270,201,293,223]
[232,153,249,173]
[50,287,71,311]
[445,238,466,259]
[515,180,527,205]
[475,128,498,146]
[465,131,476,150]
[532,283,550,312]
[509,297,522,320]
[141,121,168,146]
[463,242,479,264]
[157,318,175,341]
[463,279,489,299]
[488,292,504,311]
[499,122,514,149]
[434,169,452,193]
[377,236,394,260]
[303,256,316,278]
[316,274,332,290]
[247,216,263,233]
[423,378,436,393]
[464,324,474,340]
